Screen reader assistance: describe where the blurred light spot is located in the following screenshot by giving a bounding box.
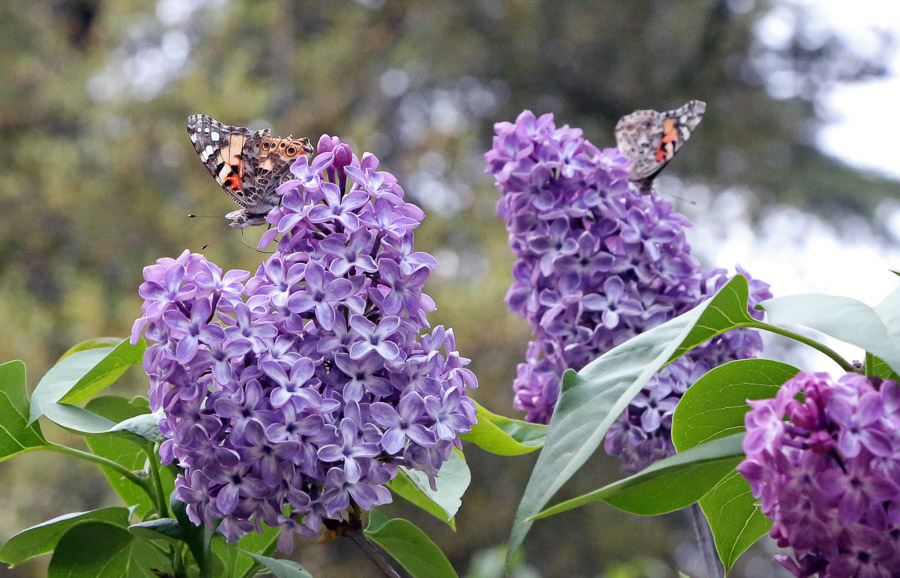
[433,249,459,279]
[765,70,799,99]
[398,93,429,146]
[756,9,794,50]
[727,0,755,15]
[156,0,195,26]
[409,172,455,213]
[86,71,114,102]
[430,95,465,135]
[380,69,410,98]
[162,31,190,62]
[418,151,446,175]
[465,82,497,117]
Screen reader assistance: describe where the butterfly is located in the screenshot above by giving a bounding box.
[614,100,706,193]
[187,114,314,227]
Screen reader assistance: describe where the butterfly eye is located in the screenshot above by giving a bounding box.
[287,146,297,155]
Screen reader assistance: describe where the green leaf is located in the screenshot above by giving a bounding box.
[58,337,124,361]
[759,294,900,371]
[108,411,165,443]
[87,395,164,442]
[671,359,799,451]
[30,337,145,424]
[389,449,469,528]
[240,551,313,578]
[40,402,117,433]
[0,360,48,462]
[866,353,900,381]
[508,275,754,564]
[460,401,546,455]
[0,507,131,566]
[389,469,454,528]
[59,337,146,404]
[364,510,458,578]
[875,286,900,354]
[47,521,171,577]
[531,434,745,519]
[671,359,796,571]
[213,523,281,578]
[85,396,174,519]
[667,278,758,363]
[697,470,771,571]
[128,518,183,543]
[31,348,114,421]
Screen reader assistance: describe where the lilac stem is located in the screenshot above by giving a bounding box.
[688,503,723,578]
[346,526,400,578]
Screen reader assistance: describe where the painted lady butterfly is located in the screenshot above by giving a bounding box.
[614,100,706,193]
[187,114,314,228]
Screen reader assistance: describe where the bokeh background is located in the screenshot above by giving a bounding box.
[3,0,900,576]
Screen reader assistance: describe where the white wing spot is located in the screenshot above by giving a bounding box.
[211,132,220,141]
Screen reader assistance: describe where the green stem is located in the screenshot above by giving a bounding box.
[173,547,186,578]
[45,443,149,489]
[145,443,170,518]
[200,525,215,578]
[746,321,857,373]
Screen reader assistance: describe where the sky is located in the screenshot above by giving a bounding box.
[814,0,900,180]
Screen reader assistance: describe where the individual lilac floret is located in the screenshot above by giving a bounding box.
[486,110,770,472]
[738,372,900,577]
[133,135,477,552]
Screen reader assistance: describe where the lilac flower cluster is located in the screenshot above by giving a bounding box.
[132,136,477,552]
[738,372,900,577]
[485,110,770,472]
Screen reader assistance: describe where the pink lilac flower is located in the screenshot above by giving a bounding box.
[738,372,900,577]
[486,110,770,473]
[132,136,478,552]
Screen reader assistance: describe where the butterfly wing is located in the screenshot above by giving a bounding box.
[187,114,314,227]
[240,135,314,215]
[615,100,706,191]
[186,114,270,208]
[615,108,666,184]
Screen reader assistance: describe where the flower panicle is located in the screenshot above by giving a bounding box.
[486,110,770,472]
[738,372,900,576]
[133,135,477,551]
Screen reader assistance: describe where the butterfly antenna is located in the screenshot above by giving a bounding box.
[200,223,232,251]
[655,189,697,206]
[240,228,275,254]
[187,213,230,250]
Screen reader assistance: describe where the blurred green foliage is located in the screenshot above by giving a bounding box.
[0,0,894,575]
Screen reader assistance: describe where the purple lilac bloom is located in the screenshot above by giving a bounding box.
[132,136,477,552]
[738,372,900,577]
[485,110,771,473]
